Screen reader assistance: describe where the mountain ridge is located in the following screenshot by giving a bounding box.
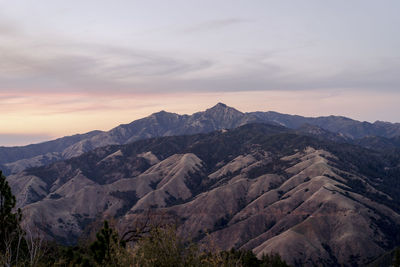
[1,103,400,175]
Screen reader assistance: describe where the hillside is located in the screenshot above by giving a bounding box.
[8,123,400,266]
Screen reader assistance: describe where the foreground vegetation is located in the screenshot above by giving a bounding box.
[51,221,290,267]
[1,170,289,266]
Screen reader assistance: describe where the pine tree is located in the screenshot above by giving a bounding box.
[90,220,121,265]
[394,247,400,267]
[0,170,23,258]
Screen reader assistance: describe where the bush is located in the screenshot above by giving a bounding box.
[133,225,200,267]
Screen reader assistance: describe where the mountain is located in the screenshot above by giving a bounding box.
[8,123,400,266]
[0,103,257,175]
[0,131,103,174]
[353,136,400,152]
[295,123,350,143]
[59,103,260,159]
[252,112,400,139]
[2,103,400,175]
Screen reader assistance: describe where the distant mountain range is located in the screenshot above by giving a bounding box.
[1,103,400,175]
[8,123,400,266]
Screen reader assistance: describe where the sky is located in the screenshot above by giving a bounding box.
[1,0,400,146]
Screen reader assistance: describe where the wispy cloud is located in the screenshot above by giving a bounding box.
[0,13,399,96]
[182,18,249,33]
[0,16,214,93]
[0,40,215,93]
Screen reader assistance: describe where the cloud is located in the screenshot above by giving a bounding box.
[0,16,215,93]
[0,15,399,96]
[0,22,18,36]
[1,33,400,95]
[141,55,400,94]
[0,39,215,93]
[182,18,249,33]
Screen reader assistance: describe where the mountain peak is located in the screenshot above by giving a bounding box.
[153,110,168,114]
[150,110,178,117]
[206,103,241,114]
[197,103,247,129]
[214,102,227,108]
[210,102,230,109]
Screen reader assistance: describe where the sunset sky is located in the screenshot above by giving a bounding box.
[1,0,400,146]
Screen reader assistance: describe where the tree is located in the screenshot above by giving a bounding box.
[0,170,24,264]
[260,253,290,267]
[133,225,200,267]
[89,220,129,266]
[394,247,400,267]
[216,249,290,267]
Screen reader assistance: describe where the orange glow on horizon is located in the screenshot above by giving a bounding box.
[1,90,399,143]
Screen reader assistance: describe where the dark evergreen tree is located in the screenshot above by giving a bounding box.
[260,253,290,267]
[218,248,290,267]
[89,220,122,265]
[394,247,400,267]
[0,170,23,253]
